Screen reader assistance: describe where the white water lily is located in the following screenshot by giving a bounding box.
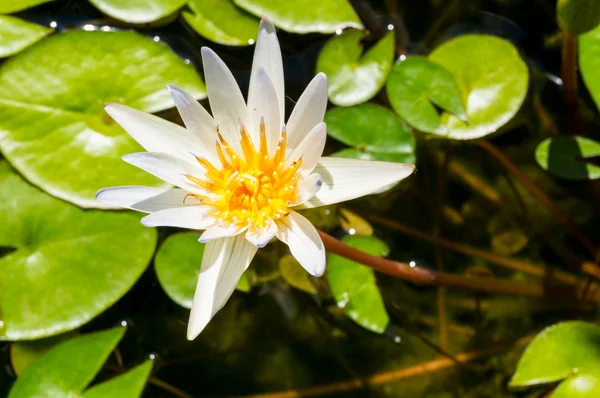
[97,18,415,340]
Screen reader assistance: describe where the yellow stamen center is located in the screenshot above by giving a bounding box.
[187,121,301,231]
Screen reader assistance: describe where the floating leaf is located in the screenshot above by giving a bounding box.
[0,0,52,13]
[0,162,157,340]
[552,373,600,398]
[279,255,316,294]
[386,57,466,134]
[339,208,373,236]
[535,136,600,180]
[327,235,390,334]
[317,30,395,106]
[325,103,415,163]
[580,24,600,112]
[557,0,600,35]
[491,229,528,256]
[88,0,185,24]
[233,0,362,34]
[9,328,152,398]
[0,30,206,208]
[155,232,250,308]
[10,333,76,376]
[510,321,600,388]
[428,35,528,140]
[332,148,412,163]
[183,0,259,46]
[0,15,52,58]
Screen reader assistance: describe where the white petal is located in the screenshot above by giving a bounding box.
[276,211,325,277]
[199,224,245,243]
[286,73,328,151]
[285,122,326,173]
[292,173,323,206]
[96,186,169,210]
[141,206,214,229]
[104,103,200,163]
[201,47,248,151]
[297,157,415,209]
[250,17,284,124]
[245,220,277,248]
[122,152,209,195]
[247,67,281,154]
[167,85,218,162]
[131,188,201,212]
[187,235,257,339]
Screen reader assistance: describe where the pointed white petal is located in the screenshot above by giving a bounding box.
[104,103,200,163]
[245,220,277,248]
[291,173,323,206]
[250,17,284,124]
[201,47,248,151]
[276,211,325,277]
[285,122,326,173]
[286,73,328,151]
[122,152,209,195]
[167,85,218,162]
[198,224,245,243]
[141,206,214,229]
[131,188,201,212]
[187,235,257,339]
[297,157,415,209]
[247,67,281,154]
[96,186,169,210]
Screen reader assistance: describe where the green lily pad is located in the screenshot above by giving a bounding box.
[510,321,600,388]
[0,162,157,340]
[327,235,390,334]
[557,0,600,35]
[386,57,466,134]
[428,35,528,140]
[317,30,395,106]
[279,255,316,294]
[581,24,600,112]
[0,15,52,58]
[535,136,600,180]
[183,0,259,46]
[88,0,185,24]
[155,232,250,308]
[10,332,76,376]
[0,0,52,13]
[8,328,152,398]
[552,373,600,398]
[325,103,416,163]
[0,30,206,208]
[233,0,362,34]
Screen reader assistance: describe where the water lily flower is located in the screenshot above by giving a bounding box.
[96,18,415,340]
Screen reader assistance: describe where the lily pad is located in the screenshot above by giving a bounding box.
[510,321,600,388]
[339,208,373,236]
[580,24,600,112]
[535,136,600,180]
[0,15,52,58]
[155,232,250,308]
[279,255,316,294]
[88,0,186,24]
[0,30,206,208]
[233,0,362,34]
[327,235,390,334]
[557,0,600,35]
[428,35,528,140]
[10,332,76,376]
[8,328,152,398]
[317,30,395,106]
[0,0,52,13]
[386,57,466,134]
[183,0,259,46]
[325,104,416,163]
[0,162,157,340]
[552,373,600,398]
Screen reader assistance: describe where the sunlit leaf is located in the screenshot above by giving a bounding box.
[327,235,390,334]
[0,162,157,340]
[279,255,316,294]
[552,373,600,398]
[0,0,52,13]
[510,321,600,388]
[233,0,362,34]
[10,332,76,376]
[557,0,600,35]
[317,30,395,106]
[0,15,52,58]
[428,35,528,139]
[183,0,259,46]
[535,136,600,180]
[580,24,600,112]
[339,208,373,236]
[386,57,466,134]
[325,104,415,163]
[83,361,153,398]
[155,232,250,308]
[88,0,185,24]
[0,30,206,208]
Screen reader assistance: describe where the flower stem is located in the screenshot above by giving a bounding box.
[562,33,584,136]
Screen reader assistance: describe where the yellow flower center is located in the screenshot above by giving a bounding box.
[187,121,302,231]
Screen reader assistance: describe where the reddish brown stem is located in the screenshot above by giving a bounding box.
[562,33,585,136]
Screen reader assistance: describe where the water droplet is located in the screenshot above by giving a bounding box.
[248,39,255,45]
[387,24,394,30]
[348,228,356,235]
[335,28,343,35]
[49,21,57,28]
[153,36,160,42]
[399,54,407,61]
[409,261,416,268]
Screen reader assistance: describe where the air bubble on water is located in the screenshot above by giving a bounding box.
[335,28,343,35]
[120,320,128,327]
[49,21,57,28]
[348,228,356,235]
[409,261,416,267]
[387,24,394,30]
